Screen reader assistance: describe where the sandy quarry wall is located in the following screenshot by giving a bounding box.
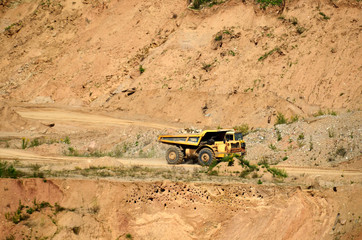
[0,0,361,127]
[1,178,361,239]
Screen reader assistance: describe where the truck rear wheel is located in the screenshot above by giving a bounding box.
[165,146,184,164]
[198,148,215,166]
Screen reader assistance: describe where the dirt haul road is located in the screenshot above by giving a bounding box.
[16,106,179,130]
[1,106,362,176]
[1,106,362,240]
[1,148,362,181]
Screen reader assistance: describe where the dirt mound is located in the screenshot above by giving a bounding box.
[1,178,360,240]
[244,111,362,167]
[0,103,29,131]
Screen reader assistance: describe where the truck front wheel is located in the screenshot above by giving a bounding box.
[165,146,184,164]
[198,148,215,166]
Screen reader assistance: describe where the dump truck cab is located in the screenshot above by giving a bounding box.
[158,129,246,166]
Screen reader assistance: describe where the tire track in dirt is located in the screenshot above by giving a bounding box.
[1,148,361,175]
[16,107,180,130]
[0,148,199,169]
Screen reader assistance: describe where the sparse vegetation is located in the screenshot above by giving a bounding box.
[328,129,335,138]
[269,144,277,151]
[126,233,133,240]
[298,133,305,140]
[29,138,40,148]
[190,0,223,9]
[319,12,330,20]
[256,0,283,9]
[0,161,23,178]
[202,62,213,72]
[5,200,29,224]
[313,109,337,117]
[290,17,298,25]
[228,50,236,56]
[5,199,70,225]
[214,35,222,41]
[275,112,287,125]
[63,136,71,144]
[22,138,29,149]
[4,23,16,31]
[139,65,145,74]
[268,167,288,178]
[296,26,306,34]
[258,159,287,178]
[290,115,299,123]
[21,137,71,149]
[297,139,305,148]
[233,124,249,136]
[258,47,282,61]
[336,147,347,157]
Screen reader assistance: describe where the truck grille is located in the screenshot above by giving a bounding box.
[231,143,240,148]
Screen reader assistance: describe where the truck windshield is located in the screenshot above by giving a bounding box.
[234,133,243,140]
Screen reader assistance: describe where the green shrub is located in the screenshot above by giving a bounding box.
[296,26,306,34]
[290,115,299,123]
[63,136,71,144]
[257,159,269,168]
[328,110,337,116]
[222,154,235,166]
[314,109,337,117]
[257,0,283,9]
[139,65,145,74]
[268,167,288,178]
[229,50,236,56]
[313,109,325,117]
[29,138,40,147]
[0,161,23,178]
[319,12,330,20]
[233,124,249,136]
[21,138,29,149]
[336,147,346,157]
[208,170,218,176]
[298,133,304,140]
[269,144,277,151]
[275,112,287,125]
[190,0,221,9]
[54,202,65,213]
[290,17,298,25]
[214,35,222,41]
[328,129,335,138]
[126,234,133,240]
[5,200,29,224]
[240,169,252,178]
[258,47,282,61]
[208,159,219,171]
[235,154,259,173]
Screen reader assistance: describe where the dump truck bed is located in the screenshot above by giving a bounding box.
[158,129,232,146]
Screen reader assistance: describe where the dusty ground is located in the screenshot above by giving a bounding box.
[0,103,361,240]
[0,0,362,239]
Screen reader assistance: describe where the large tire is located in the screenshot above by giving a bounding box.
[165,146,184,165]
[198,148,215,166]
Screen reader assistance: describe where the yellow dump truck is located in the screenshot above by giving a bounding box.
[158,129,246,166]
